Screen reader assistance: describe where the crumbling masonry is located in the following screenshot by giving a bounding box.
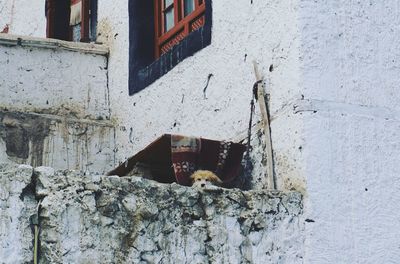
[0,164,304,263]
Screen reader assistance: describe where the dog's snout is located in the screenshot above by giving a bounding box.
[201,183,205,187]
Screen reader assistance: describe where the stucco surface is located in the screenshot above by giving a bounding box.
[299,0,400,111]
[0,0,45,37]
[1,0,400,263]
[297,1,400,262]
[0,110,116,174]
[0,43,110,119]
[301,102,400,263]
[98,0,302,172]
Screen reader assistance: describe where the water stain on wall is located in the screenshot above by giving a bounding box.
[0,111,50,167]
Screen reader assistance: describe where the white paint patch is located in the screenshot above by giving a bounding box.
[0,0,46,37]
[0,38,110,119]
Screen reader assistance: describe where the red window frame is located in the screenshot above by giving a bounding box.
[46,0,90,42]
[80,0,91,42]
[154,0,206,58]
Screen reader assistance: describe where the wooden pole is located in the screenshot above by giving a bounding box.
[253,61,277,190]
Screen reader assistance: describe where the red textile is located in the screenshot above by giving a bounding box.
[171,135,245,186]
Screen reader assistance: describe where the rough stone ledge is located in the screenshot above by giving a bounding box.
[0,108,115,127]
[0,33,109,55]
[1,164,305,263]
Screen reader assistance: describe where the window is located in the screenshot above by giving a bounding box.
[154,0,206,58]
[129,0,212,95]
[45,0,97,42]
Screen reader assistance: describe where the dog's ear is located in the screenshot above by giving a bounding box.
[189,172,197,182]
[210,174,223,184]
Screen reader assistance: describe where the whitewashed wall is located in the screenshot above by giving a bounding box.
[96,0,400,263]
[298,0,400,263]
[0,36,110,119]
[0,0,46,37]
[97,0,304,189]
[0,164,305,264]
[1,0,400,263]
[0,36,115,174]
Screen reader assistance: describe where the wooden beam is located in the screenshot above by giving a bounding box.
[253,61,277,190]
[81,0,90,42]
[46,0,55,38]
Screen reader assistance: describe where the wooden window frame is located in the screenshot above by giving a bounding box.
[80,0,91,42]
[154,0,206,58]
[46,0,91,42]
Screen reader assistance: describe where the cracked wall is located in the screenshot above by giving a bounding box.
[2,0,400,262]
[97,0,305,194]
[0,111,116,174]
[0,163,304,264]
[0,42,110,120]
[0,36,115,174]
[0,164,36,264]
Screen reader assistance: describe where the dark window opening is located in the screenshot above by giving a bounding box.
[129,0,212,95]
[45,0,97,42]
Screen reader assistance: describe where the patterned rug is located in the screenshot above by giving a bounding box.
[171,135,245,186]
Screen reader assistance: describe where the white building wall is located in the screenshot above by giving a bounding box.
[298,1,400,262]
[97,0,305,190]
[0,0,46,37]
[0,35,115,174]
[96,0,400,262]
[0,0,400,262]
[0,35,110,119]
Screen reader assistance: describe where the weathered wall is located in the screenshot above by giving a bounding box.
[0,35,110,120]
[2,0,400,263]
[0,164,305,264]
[302,105,400,263]
[298,1,400,262]
[0,111,116,173]
[0,0,46,36]
[0,0,304,188]
[0,164,36,264]
[96,0,400,262]
[97,0,304,192]
[0,35,115,174]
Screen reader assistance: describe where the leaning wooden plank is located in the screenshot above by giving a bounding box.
[253,61,277,190]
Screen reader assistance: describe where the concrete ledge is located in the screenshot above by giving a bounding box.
[0,33,109,55]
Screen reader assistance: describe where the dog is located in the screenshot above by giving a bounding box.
[190,170,223,188]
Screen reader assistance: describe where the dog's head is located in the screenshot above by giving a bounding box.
[190,170,223,188]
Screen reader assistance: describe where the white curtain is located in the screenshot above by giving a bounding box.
[70,0,82,26]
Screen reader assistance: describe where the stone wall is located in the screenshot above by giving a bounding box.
[0,164,304,264]
[0,164,36,264]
